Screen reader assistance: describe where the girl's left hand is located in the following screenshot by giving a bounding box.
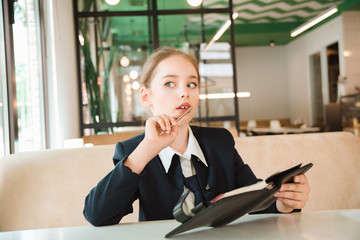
[274,174,310,213]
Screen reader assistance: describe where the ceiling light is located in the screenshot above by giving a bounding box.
[123,74,130,83]
[290,7,338,37]
[200,93,235,99]
[129,70,138,80]
[125,83,132,95]
[199,92,251,100]
[237,92,251,98]
[187,0,203,7]
[270,40,275,47]
[204,13,238,51]
[78,34,84,46]
[120,56,130,67]
[132,81,140,90]
[343,51,352,57]
[105,0,120,6]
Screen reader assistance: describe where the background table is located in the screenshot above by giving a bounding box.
[249,126,320,135]
[1,210,359,240]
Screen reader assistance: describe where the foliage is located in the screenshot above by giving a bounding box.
[79,0,114,132]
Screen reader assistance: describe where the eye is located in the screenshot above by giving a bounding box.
[188,82,198,88]
[164,82,175,87]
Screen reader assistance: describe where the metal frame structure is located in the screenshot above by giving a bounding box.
[2,0,19,153]
[73,0,240,136]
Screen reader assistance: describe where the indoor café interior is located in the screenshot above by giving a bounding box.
[0,0,359,239]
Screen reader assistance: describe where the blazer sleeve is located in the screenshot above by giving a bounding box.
[233,147,259,188]
[83,142,140,226]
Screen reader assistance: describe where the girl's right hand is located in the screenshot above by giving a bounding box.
[124,114,178,174]
[143,114,178,151]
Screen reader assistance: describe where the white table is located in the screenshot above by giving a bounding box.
[1,210,359,240]
[249,127,320,135]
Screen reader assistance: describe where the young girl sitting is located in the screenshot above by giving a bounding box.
[83,47,310,226]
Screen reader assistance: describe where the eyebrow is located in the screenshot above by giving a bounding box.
[161,74,178,79]
[161,74,198,80]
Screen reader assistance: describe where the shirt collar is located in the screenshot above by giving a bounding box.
[158,126,208,173]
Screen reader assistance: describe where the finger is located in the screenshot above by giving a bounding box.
[152,115,167,131]
[275,191,307,201]
[169,116,177,126]
[277,198,305,209]
[275,188,309,207]
[293,174,308,184]
[160,114,172,131]
[147,117,166,137]
[279,183,304,192]
[158,115,173,135]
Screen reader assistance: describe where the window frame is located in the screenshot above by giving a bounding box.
[74,0,240,136]
[1,0,48,154]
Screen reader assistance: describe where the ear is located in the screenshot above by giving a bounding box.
[140,86,152,107]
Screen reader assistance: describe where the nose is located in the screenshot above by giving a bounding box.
[178,84,189,98]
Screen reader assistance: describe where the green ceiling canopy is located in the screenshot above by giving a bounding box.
[81,0,360,46]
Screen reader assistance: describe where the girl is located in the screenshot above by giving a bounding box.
[83,47,310,226]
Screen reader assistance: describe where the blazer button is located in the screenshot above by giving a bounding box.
[205,185,211,191]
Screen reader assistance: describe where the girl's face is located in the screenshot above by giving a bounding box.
[141,55,199,125]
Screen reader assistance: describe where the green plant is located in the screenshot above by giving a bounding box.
[79,0,114,133]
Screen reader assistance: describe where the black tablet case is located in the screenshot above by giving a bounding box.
[165,163,313,238]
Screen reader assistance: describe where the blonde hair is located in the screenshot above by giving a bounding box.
[140,46,200,88]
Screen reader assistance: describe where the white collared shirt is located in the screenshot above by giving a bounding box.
[158,126,208,177]
[158,127,208,216]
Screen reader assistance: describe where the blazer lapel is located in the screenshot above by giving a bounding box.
[191,155,208,191]
[191,126,216,201]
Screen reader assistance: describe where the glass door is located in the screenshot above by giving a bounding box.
[326,42,340,103]
[309,52,324,127]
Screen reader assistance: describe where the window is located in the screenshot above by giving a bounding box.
[13,0,46,151]
[75,0,240,135]
[1,0,46,154]
[78,15,154,135]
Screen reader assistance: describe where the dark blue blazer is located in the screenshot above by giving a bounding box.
[83,126,278,226]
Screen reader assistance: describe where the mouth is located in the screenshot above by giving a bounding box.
[176,103,191,110]
[175,106,193,123]
[175,104,192,120]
